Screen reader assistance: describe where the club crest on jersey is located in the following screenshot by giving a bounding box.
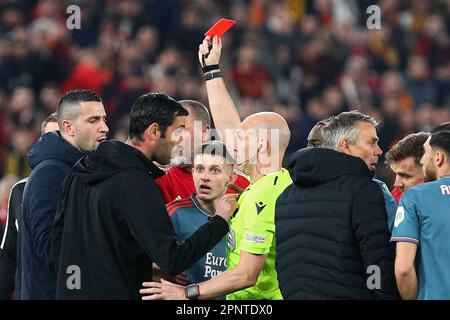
[394,206,405,228]
[227,229,236,251]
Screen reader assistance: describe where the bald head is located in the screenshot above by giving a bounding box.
[241,112,291,154]
[233,112,290,178]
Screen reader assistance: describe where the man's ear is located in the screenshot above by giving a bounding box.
[62,120,75,137]
[202,125,211,141]
[144,123,160,142]
[258,137,268,154]
[338,138,350,154]
[229,171,236,184]
[436,150,445,168]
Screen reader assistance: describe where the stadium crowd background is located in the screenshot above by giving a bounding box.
[1,0,450,233]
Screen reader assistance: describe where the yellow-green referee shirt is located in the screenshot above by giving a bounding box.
[226,168,292,300]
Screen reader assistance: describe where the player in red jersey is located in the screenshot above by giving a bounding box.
[155,100,249,203]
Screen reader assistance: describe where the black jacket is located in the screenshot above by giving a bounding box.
[0,178,26,299]
[52,140,229,300]
[21,131,82,299]
[275,148,397,300]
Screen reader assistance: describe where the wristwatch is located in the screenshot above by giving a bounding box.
[185,284,200,300]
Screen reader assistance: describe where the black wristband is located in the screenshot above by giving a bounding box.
[205,71,222,81]
[202,64,220,73]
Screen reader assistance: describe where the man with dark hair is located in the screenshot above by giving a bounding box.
[430,122,450,134]
[276,110,397,299]
[165,141,235,289]
[386,123,450,203]
[392,131,450,299]
[0,115,60,299]
[156,99,249,204]
[385,132,429,203]
[55,89,106,151]
[52,92,237,299]
[21,89,108,299]
[306,119,330,148]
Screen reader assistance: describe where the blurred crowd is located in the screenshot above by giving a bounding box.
[0,0,450,211]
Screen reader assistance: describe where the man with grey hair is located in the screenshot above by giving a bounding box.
[275,110,397,299]
[321,111,398,232]
[322,111,381,169]
[21,89,108,299]
[306,113,398,231]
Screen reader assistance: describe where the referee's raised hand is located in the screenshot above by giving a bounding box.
[198,35,222,67]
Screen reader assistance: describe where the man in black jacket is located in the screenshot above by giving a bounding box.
[0,178,26,299]
[275,111,397,299]
[0,113,59,300]
[52,92,236,300]
[21,91,108,300]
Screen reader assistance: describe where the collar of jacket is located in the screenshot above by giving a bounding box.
[104,140,166,179]
[27,130,84,169]
[288,147,374,187]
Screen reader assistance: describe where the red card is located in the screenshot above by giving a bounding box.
[204,18,236,37]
